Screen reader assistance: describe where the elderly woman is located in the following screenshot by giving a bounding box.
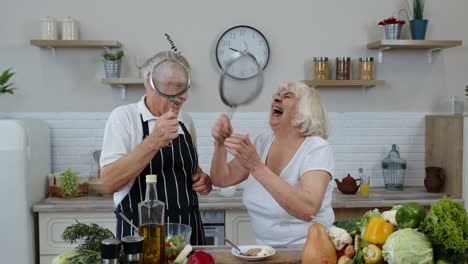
[100,51,212,244]
[210,81,334,245]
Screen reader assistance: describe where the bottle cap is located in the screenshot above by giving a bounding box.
[146,174,157,183]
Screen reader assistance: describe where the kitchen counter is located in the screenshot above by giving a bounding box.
[32,187,460,212]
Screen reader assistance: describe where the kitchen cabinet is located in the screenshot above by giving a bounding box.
[38,211,116,264]
[225,209,256,245]
[425,115,468,210]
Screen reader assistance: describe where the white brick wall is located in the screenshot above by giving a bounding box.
[2,112,428,187]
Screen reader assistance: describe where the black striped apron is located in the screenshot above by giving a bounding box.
[115,115,205,245]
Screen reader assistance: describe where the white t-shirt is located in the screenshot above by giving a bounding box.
[100,96,197,207]
[243,131,335,245]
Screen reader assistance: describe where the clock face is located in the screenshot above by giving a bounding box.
[216,25,270,79]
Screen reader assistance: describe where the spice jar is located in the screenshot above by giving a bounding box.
[359,57,374,80]
[41,17,58,40]
[336,57,351,80]
[313,57,329,80]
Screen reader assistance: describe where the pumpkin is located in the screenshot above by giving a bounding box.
[301,223,337,264]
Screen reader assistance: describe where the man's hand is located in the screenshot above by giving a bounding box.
[149,111,179,148]
[192,172,212,195]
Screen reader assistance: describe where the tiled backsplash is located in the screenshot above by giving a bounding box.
[2,112,427,187]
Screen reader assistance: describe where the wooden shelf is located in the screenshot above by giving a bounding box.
[303,80,384,95]
[101,78,143,85]
[101,78,144,100]
[304,80,384,88]
[367,40,462,63]
[30,40,121,48]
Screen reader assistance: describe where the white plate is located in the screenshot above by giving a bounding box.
[230,245,276,261]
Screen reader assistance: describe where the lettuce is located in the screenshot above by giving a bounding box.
[382,228,433,264]
[419,198,468,262]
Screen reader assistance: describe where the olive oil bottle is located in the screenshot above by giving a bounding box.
[138,175,165,264]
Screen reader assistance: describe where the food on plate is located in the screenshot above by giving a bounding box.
[245,248,262,256]
[301,223,337,264]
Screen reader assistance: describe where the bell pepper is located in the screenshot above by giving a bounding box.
[362,217,394,245]
[187,251,215,264]
[395,202,426,229]
[363,244,383,264]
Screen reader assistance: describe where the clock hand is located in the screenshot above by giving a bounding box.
[243,40,249,52]
[229,47,241,53]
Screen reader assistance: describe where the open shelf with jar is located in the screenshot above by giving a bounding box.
[101,78,144,100]
[303,80,385,95]
[30,40,121,55]
[367,40,462,64]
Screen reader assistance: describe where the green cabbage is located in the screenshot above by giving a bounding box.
[382,228,433,264]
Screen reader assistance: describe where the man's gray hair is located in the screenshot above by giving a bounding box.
[142,51,191,90]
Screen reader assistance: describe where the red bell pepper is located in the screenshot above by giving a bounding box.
[187,251,215,264]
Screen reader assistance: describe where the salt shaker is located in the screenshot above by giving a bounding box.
[62,17,79,40]
[41,17,58,40]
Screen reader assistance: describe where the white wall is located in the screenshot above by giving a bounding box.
[3,112,426,187]
[1,0,467,112]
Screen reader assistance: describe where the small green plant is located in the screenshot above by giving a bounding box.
[101,49,124,61]
[413,0,425,19]
[400,0,425,20]
[59,169,79,195]
[0,68,15,95]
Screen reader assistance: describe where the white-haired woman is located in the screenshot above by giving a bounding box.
[211,81,334,245]
[100,51,212,244]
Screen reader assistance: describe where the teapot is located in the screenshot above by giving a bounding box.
[335,174,361,194]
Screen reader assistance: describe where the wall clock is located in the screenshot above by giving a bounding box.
[215,25,270,79]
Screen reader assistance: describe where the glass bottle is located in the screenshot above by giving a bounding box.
[313,57,329,80]
[381,144,407,190]
[138,175,165,264]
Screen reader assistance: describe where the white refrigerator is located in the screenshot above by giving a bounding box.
[0,119,50,264]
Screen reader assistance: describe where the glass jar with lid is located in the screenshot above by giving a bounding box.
[336,57,351,80]
[313,57,329,80]
[359,57,374,80]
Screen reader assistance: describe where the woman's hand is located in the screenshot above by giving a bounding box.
[192,172,212,195]
[224,134,263,173]
[211,114,233,145]
[149,111,179,148]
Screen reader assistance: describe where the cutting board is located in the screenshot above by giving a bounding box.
[215,252,301,264]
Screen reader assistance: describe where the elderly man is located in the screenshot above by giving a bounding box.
[100,51,211,244]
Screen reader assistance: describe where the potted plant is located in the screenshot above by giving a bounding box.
[102,49,124,78]
[378,16,406,40]
[401,0,427,40]
[0,68,15,95]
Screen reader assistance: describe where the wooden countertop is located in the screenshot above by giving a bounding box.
[32,187,461,212]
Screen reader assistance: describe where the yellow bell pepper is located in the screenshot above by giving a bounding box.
[363,244,384,264]
[362,217,394,245]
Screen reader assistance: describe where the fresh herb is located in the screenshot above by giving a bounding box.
[60,220,115,264]
[102,49,125,61]
[0,68,15,95]
[419,197,468,262]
